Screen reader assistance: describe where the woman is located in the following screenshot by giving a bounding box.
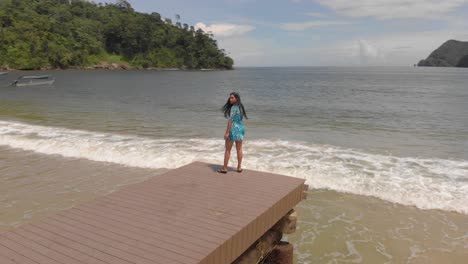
[218,92,248,173]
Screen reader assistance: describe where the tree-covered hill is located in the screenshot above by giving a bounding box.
[0,0,234,70]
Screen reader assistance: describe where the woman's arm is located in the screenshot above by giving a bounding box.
[224,120,232,140]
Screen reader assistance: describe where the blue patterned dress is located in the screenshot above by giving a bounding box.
[228,105,245,141]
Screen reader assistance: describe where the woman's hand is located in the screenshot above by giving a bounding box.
[224,132,229,140]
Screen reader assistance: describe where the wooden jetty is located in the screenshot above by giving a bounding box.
[0,161,307,264]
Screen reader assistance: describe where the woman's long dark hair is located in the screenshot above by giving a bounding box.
[222,92,248,119]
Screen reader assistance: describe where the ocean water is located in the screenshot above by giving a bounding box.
[0,67,467,262]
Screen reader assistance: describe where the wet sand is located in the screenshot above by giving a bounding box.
[288,190,468,263]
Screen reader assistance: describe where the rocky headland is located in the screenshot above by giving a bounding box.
[417,40,468,67]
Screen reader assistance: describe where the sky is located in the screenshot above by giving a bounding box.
[100,0,468,67]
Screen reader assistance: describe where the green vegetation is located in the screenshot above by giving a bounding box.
[0,0,234,70]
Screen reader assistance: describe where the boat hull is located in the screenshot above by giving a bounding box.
[14,79,55,87]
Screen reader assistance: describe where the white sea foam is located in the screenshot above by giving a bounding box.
[1,120,467,214]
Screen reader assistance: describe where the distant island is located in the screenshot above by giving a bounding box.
[0,0,233,70]
[417,40,468,68]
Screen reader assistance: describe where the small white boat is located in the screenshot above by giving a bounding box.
[0,72,8,75]
[12,75,55,87]
[20,75,50,79]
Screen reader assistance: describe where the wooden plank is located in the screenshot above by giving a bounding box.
[44,217,182,264]
[21,225,132,264]
[0,253,19,264]
[0,243,39,264]
[0,161,306,264]
[1,231,83,264]
[0,236,62,264]
[73,202,226,245]
[59,207,209,259]
[97,194,241,232]
[12,228,109,264]
[113,184,275,216]
[102,191,249,227]
[48,214,187,264]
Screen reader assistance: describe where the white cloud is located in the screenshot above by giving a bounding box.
[316,0,468,19]
[217,37,271,66]
[195,22,255,37]
[280,20,351,31]
[306,12,329,17]
[358,40,385,64]
[358,40,379,58]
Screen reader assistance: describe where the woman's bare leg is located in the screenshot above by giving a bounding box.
[223,140,234,171]
[235,140,243,171]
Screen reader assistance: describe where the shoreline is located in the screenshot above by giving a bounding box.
[0,64,234,72]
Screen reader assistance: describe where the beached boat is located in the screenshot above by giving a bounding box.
[11,75,55,87]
